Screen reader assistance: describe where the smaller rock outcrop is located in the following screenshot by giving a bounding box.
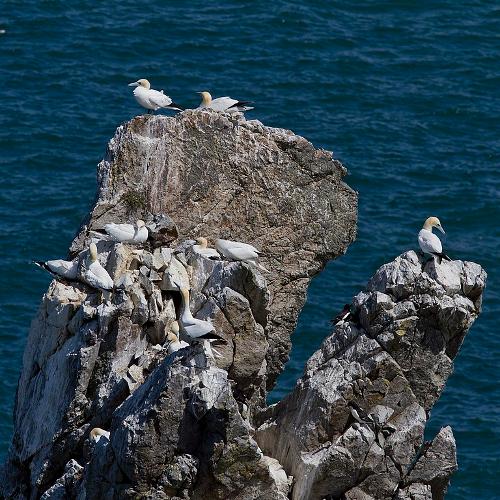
[255,251,486,499]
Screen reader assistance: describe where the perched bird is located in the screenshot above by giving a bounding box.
[82,243,114,291]
[104,220,148,244]
[197,91,254,113]
[89,427,110,443]
[128,79,184,114]
[418,217,451,264]
[33,256,79,280]
[192,237,220,259]
[166,321,189,354]
[348,402,375,426]
[215,238,268,272]
[330,304,352,325]
[178,287,225,343]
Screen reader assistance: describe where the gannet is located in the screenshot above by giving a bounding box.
[90,427,110,443]
[166,321,189,354]
[33,257,78,280]
[418,217,451,264]
[128,79,184,114]
[197,91,254,113]
[82,243,114,290]
[104,220,148,244]
[215,238,268,272]
[178,287,225,343]
[192,237,220,259]
[348,402,375,427]
[330,304,352,325]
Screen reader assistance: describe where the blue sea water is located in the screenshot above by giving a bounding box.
[0,1,498,497]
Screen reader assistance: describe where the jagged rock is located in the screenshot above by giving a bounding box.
[40,460,83,500]
[70,111,357,387]
[1,112,486,500]
[403,426,457,499]
[255,251,486,500]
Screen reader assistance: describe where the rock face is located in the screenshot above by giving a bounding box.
[71,110,358,390]
[255,251,486,499]
[0,111,486,500]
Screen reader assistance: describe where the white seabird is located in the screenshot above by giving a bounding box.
[166,321,189,354]
[197,91,254,113]
[215,238,268,272]
[33,256,79,280]
[82,243,114,291]
[192,237,220,259]
[104,220,148,244]
[128,79,184,114]
[178,287,225,343]
[418,216,451,264]
[90,427,110,443]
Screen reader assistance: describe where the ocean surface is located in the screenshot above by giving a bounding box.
[0,1,498,497]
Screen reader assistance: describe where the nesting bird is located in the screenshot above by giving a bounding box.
[166,321,189,354]
[128,79,184,113]
[215,238,268,272]
[197,91,254,113]
[104,220,148,244]
[178,287,225,343]
[418,217,451,264]
[33,256,79,280]
[82,243,114,291]
[89,427,110,443]
[192,237,220,259]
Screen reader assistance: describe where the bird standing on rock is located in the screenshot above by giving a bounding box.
[33,256,79,280]
[128,79,184,113]
[418,217,451,264]
[215,238,268,272]
[89,427,110,443]
[166,321,189,354]
[82,243,114,291]
[178,287,225,343]
[104,220,148,244]
[192,237,220,259]
[197,91,254,113]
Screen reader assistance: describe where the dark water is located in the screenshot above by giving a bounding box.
[1,1,498,497]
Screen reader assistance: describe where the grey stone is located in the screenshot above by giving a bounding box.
[255,250,486,500]
[70,111,357,387]
[1,112,486,500]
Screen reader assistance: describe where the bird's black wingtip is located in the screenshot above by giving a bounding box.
[199,332,227,344]
[169,102,185,111]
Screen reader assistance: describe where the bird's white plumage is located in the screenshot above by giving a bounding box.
[130,84,181,111]
[84,261,114,290]
[418,228,443,255]
[167,335,189,354]
[192,238,220,259]
[42,258,78,279]
[179,288,215,339]
[104,222,148,243]
[215,239,260,261]
[197,92,253,113]
[90,428,110,443]
[82,244,114,291]
[193,245,220,259]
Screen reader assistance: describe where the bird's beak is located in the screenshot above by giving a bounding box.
[128,81,139,87]
[437,224,445,234]
[196,91,202,94]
